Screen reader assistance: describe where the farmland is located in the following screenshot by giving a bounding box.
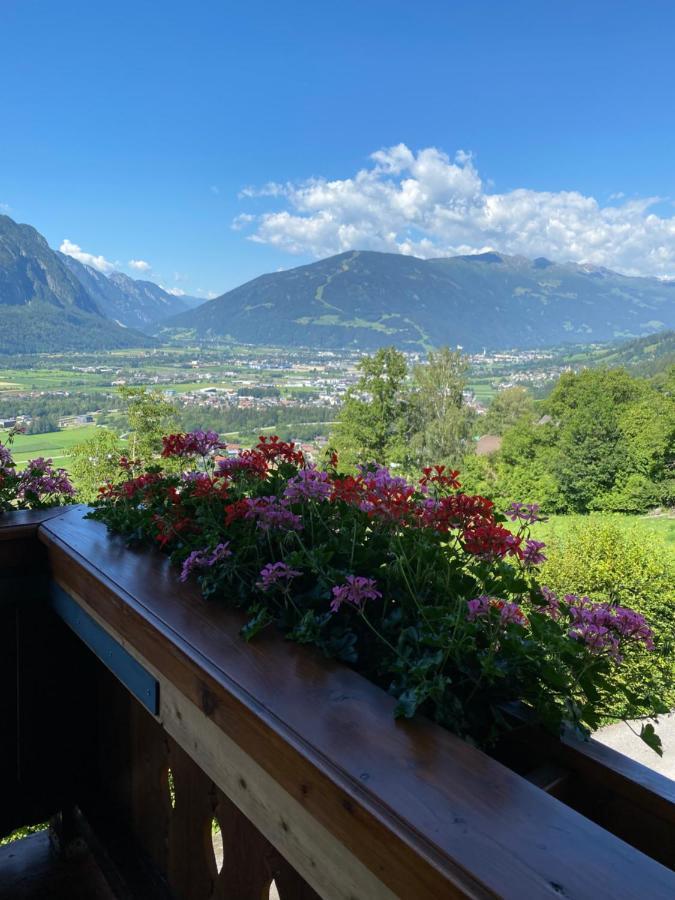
[0,425,98,466]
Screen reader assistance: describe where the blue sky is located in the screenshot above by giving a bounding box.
[3,0,675,297]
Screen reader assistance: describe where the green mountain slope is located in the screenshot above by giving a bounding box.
[584,330,675,376]
[0,215,155,352]
[165,250,675,350]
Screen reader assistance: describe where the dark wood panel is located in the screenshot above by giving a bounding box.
[38,507,675,899]
[0,830,117,900]
[81,664,321,900]
[0,602,19,836]
[0,507,71,541]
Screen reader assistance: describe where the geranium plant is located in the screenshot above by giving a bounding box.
[0,429,75,512]
[88,431,666,753]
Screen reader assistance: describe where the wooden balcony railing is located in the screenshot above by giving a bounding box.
[2,505,675,899]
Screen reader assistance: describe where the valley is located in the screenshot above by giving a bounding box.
[1,331,672,465]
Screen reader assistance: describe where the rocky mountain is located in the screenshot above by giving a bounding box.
[59,253,202,331]
[0,215,154,354]
[164,250,675,351]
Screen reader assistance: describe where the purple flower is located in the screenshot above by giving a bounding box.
[330,576,382,613]
[0,442,14,473]
[522,539,547,567]
[181,471,209,483]
[357,464,414,507]
[536,586,561,619]
[612,606,655,649]
[566,595,654,659]
[257,561,302,591]
[205,542,232,566]
[466,595,490,621]
[283,466,332,503]
[217,454,263,477]
[505,501,546,525]
[498,601,527,626]
[180,549,207,582]
[179,541,231,582]
[466,595,528,627]
[244,496,303,532]
[17,458,75,500]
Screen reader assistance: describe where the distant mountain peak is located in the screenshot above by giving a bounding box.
[0,214,154,353]
[62,253,203,331]
[165,248,675,352]
[457,251,504,264]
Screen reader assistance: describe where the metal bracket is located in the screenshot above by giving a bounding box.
[49,583,159,715]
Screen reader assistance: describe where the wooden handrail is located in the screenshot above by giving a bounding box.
[2,505,675,898]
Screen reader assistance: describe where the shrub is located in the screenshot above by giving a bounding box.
[542,516,675,719]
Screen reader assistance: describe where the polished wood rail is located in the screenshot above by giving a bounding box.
[2,505,675,899]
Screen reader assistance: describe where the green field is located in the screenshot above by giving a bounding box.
[529,513,675,553]
[0,426,98,466]
[467,378,496,403]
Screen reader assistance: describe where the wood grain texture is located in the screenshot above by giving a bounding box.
[36,507,675,899]
[52,569,399,900]
[84,658,326,900]
[0,506,71,541]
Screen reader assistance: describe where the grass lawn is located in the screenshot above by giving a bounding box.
[1,425,98,466]
[529,513,675,553]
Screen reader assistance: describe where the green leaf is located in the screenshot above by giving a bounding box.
[394,688,423,719]
[240,606,273,642]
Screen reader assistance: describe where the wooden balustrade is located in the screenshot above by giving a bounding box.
[2,505,675,899]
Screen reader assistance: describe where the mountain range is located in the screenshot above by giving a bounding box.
[59,253,202,330]
[1,213,675,354]
[0,214,198,353]
[164,249,675,351]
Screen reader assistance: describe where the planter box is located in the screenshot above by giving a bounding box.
[2,505,675,899]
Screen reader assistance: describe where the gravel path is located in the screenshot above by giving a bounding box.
[595,712,675,779]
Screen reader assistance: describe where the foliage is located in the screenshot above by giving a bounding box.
[474,368,675,514]
[180,403,335,438]
[25,415,60,434]
[118,387,179,463]
[481,386,535,436]
[553,403,626,512]
[68,428,125,502]
[88,432,666,753]
[331,347,409,469]
[408,347,474,467]
[0,428,75,511]
[331,345,474,473]
[541,516,675,720]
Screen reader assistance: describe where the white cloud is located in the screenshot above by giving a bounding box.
[60,238,115,273]
[129,258,151,272]
[238,181,287,199]
[0,202,10,213]
[235,144,675,277]
[162,286,186,296]
[231,213,255,231]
